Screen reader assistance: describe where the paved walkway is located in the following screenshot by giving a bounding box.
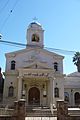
[25,117,57,120]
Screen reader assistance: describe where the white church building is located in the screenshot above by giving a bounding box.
[3,21,80,107]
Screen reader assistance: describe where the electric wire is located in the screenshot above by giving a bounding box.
[0,2,75,55]
[45,47,76,55]
[0,0,10,26]
[11,0,20,11]
[0,12,12,32]
[0,40,26,47]
[0,40,77,55]
[0,42,25,48]
[0,0,10,14]
[0,0,20,32]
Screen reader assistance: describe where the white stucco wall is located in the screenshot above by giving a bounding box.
[3,71,18,104]
[5,48,64,74]
[64,73,80,106]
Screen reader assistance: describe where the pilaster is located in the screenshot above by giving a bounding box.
[17,76,23,100]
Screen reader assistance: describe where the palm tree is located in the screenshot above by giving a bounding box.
[73,52,80,72]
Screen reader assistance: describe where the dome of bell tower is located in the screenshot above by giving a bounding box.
[28,21,42,29]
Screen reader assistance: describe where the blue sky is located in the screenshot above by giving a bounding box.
[0,0,80,74]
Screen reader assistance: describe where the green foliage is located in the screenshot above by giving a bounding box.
[73,52,80,72]
[73,52,80,65]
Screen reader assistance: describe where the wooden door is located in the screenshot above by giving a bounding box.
[28,87,40,105]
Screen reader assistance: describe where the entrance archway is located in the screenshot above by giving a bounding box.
[74,92,80,105]
[28,87,40,105]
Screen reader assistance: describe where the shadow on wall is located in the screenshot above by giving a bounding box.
[0,67,4,102]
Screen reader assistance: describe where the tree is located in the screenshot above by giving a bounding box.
[73,52,80,72]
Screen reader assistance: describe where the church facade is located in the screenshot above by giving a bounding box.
[3,22,80,107]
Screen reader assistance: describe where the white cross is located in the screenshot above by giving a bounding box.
[33,17,38,22]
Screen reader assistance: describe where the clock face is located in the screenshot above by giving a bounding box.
[32,34,39,42]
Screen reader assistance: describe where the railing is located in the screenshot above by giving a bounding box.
[0,107,14,115]
[68,105,80,108]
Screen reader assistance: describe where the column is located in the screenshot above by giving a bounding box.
[70,89,73,106]
[50,77,52,105]
[50,78,55,104]
[17,76,22,100]
[50,78,54,114]
[52,78,55,105]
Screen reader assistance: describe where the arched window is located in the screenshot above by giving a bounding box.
[54,62,58,71]
[32,34,39,42]
[54,87,59,97]
[11,60,15,70]
[8,86,14,97]
[74,92,80,105]
[64,92,69,102]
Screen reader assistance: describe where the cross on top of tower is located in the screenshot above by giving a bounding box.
[33,17,38,22]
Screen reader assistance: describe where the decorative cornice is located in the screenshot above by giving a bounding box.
[4,70,18,76]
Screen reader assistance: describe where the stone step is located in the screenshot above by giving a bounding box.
[25,117,57,120]
[26,107,57,117]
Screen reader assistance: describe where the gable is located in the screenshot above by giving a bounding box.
[5,47,64,60]
[42,48,64,59]
[5,47,64,73]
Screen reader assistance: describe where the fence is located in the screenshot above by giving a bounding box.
[0,100,80,120]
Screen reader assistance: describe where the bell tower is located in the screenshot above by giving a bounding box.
[26,21,44,48]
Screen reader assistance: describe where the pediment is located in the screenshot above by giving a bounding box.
[23,61,52,70]
[6,47,64,60]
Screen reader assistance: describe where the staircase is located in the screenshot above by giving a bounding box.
[26,106,57,117]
